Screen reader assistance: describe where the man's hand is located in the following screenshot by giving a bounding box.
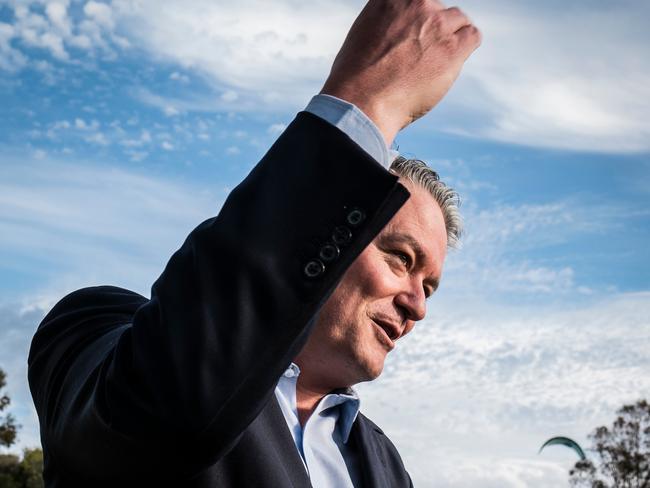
[321,0,481,146]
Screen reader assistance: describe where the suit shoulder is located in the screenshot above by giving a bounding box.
[40,286,147,326]
[357,412,385,435]
[29,286,146,364]
[357,412,413,485]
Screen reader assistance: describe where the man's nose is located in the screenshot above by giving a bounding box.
[394,278,427,322]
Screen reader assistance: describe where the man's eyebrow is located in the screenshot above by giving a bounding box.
[380,232,440,292]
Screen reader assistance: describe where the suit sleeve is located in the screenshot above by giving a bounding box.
[28,112,410,482]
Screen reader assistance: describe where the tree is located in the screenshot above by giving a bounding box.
[0,453,22,488]
[0,368,19,449]
[570,399,650,488]
[0,368,43,487]
[18,448,44,488]
[0,449,44,488]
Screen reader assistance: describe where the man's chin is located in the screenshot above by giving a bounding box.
[354,353,386,384]
[334,348,388,386]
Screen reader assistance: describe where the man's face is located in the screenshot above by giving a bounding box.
[295,180,448,389]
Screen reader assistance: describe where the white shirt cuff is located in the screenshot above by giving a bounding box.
[304,94,394,169]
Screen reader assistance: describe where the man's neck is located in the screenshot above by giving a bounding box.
[294,376,330,426]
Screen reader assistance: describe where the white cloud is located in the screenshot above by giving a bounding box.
[1,0,125,67]
[220,89,238,103]
[112,0,356,111]
[507,266,575,294]
[52,119,71,130]
[438,198,625,298]
[84,1,114,30]
[163,105,179,116]
[225,145,240,155]
[0,155,222,303]
[169,71,189,83]
[30,58,59,84]
[429,1,650,153]
[109,0,648,153]
[126,150,147,162]
[10,6,71,59]
[358,291,650,487]
[4,6,68,61]
[120,129,151,147]
[74,117,87,129]
[0,21,28,72]
[39,31,68,59]
[46,117,151,148]
[45,1,72,37]
[84,131,109,145]
[9,1,644,152]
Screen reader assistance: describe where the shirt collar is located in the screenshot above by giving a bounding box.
[282,363,361,444]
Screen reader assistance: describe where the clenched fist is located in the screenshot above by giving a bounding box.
[321,0,481,146]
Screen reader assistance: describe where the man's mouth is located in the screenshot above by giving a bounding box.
[370,318,399,351]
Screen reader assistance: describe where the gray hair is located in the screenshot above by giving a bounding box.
[390,156,462,249]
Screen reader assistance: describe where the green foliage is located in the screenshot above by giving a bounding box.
[0,367,43,487]
[20,449,44,488]
[0,453,22,488]
[569,399,650,488]
[0,449,44,488]
[0,369,19,449]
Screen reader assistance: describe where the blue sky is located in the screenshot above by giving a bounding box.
[1,1,649,486]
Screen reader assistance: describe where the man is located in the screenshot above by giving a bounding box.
[28,0,480,486]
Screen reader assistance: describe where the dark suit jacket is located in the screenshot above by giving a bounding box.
[28,112,414,487]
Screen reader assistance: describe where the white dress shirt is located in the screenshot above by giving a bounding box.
[275,363,362,488]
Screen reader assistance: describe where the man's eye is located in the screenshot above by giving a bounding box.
[394,252,411,267]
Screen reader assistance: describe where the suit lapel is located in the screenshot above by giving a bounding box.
[264,397,313,488]
[262,398,393,488]
[350,415,388,488]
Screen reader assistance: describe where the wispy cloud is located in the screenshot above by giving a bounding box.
[2,1,648,152]
[27,112,234,162]
[112,0,355,111]
[358,291,650,487]
[117,0,650,152]
[0,19,28,71]
[445,0,650,153]
[439,198,632,299]
[0,154,223,303]
[1,0,128,65]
